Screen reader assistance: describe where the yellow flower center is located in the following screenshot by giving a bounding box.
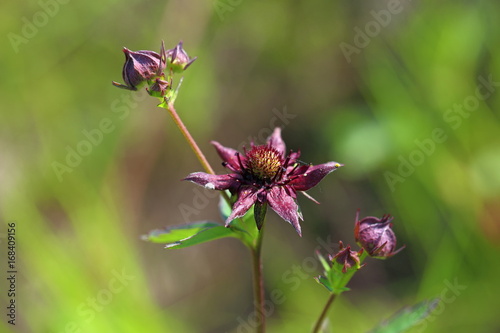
[246,146,283,181]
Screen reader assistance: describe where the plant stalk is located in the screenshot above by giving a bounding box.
[251,224,266,333]
[166,102,215,175]
[311,293,336,333]
[164,101,231,205]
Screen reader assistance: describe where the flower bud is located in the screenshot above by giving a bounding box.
[329,241,363,273]
[112,43,166,91]
[165,41,197,73]
[147,77,171,97]
[354,210,405,259]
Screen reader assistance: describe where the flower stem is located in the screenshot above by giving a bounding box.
[311,293,336,333]
[311,251,369,333]
[251,224,266,333]
[166,102,215,175]
[164,101,232,206]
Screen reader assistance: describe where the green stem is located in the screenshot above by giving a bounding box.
[311,293,336,333]
[311,251,369,333]
[251,224,266,333]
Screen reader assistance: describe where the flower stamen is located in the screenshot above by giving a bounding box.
[246,146,283,182]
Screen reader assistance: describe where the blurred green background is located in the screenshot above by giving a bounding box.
[1,0,499,332]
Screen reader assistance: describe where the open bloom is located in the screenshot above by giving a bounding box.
[354,210,405,259]
[184,128,343,236]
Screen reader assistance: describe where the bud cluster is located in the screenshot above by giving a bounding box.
[112,41,196,99]
[315,210,404,294]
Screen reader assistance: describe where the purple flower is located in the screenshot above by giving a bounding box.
[184,128,343,236]
[354,210,405,259]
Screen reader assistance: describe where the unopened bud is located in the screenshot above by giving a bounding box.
[166,41,197,73]
[354,210,405,259]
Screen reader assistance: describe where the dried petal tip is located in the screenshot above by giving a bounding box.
[354,210,405,259]
[166,41,197,73]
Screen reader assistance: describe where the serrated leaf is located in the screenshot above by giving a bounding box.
[368,298,440,333]
[142,221,221,243]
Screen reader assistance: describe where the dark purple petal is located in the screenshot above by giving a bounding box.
[288,161,343,191]
[267,127,286,156]
[267,186,303,236]
[226,187,260,225]
[287,163,309,176]
[288,150,300,162]
[211,141,245,171]
[183,172,236,190]
[135,49,162,59]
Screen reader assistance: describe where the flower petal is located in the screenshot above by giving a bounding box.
[289,162,343,191]
[183,172,236,190]
[267,127,286,156]
[267,186,303,236]
[226,187,259,225]
[211,141,245,171]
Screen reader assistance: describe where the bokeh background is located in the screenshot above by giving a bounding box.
[1,0,499,332]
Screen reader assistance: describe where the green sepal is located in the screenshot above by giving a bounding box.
[368,298,440,333]
[317,251,331,272]
[316,249,366,295]
[254,202,267,230]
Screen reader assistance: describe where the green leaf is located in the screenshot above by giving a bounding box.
[142,221,239,249]
[315,275,333,292]
[143,222,221,243]
[165,226,239,249]
[368,298,440,333]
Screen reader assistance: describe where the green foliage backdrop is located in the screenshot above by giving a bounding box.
[1,0,499,332]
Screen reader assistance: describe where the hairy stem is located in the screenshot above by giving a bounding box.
[311,293,336,333]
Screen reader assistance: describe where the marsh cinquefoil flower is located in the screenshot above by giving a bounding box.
[354,210,405,259]
[184,128,343,236]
